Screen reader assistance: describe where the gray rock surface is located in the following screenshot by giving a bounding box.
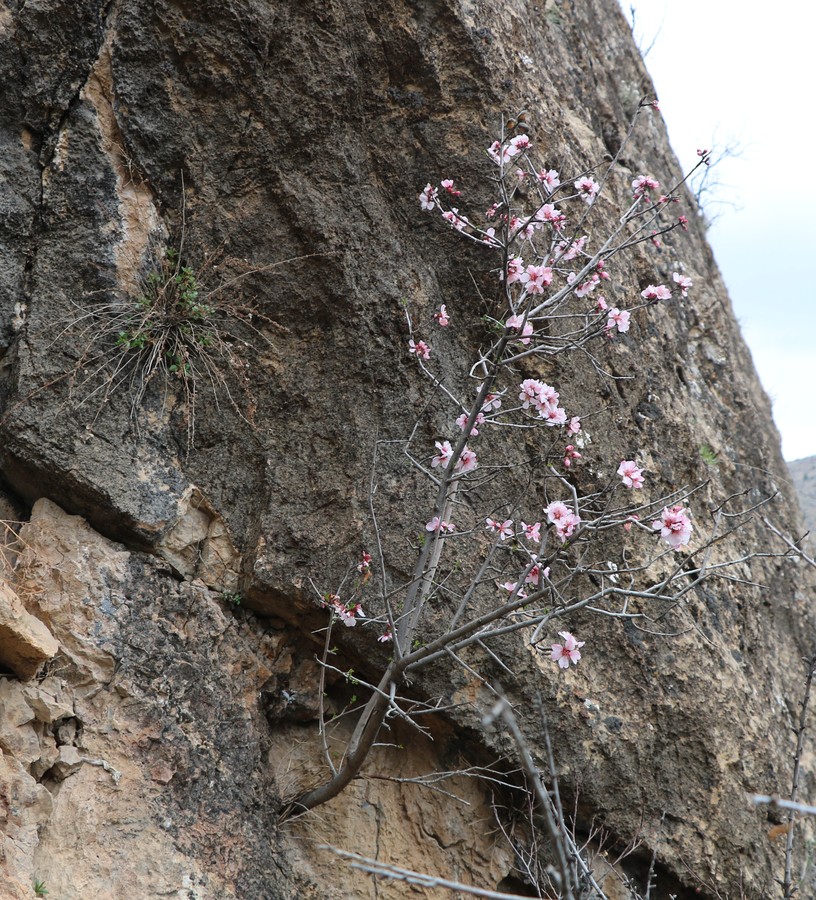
[0,0,813,897]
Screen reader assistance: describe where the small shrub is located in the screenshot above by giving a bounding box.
[53,240,268,452]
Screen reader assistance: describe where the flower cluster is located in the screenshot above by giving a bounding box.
[640,284,672,302]
[518,379,567,426]
[618,460,645,489]
[487,133,531,166]
[652,504,693,549]
[563,444,582,468]
[545,500,581,542]
[456,411,485,435]
[486,517,514,540]
[606,307,630,335]
[431,439,477,473]
[324,593,364,627]
[574,176,600,205]
[427,516,455,534]
[632,174,659,198]
[501,557,550,599]
[506,313,533,344]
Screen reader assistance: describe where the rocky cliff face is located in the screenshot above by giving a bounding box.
[0,1,814,898]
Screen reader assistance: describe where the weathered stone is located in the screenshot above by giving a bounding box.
[21,676,74,724]
[29,728,60,781]
[0,680,40,764]
[0,0,812,897]
[156,486,241,590]
[0,753,53,900]
[49,745,83,781]
[0,583,58,679]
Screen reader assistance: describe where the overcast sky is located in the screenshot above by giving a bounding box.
[620,1,816,462]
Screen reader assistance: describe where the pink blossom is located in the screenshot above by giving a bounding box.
[508,215,522,235]
[337,604,364,627]
[573,276,599,298]
[537,168,560,192]
[519,378,546,408]
[434,304,450,326]
[544,501,570,523]
[617,460,645,489]
[455,446,478,474]
[419,184,437,211]
[409,339,431,360]
[538,403,567,426]
[506,314,534,344]
[487,141,503,164]
[545,501,580,542]
[525,265,554,294]
[623,514,640,533]
[567,416,581,435]
[556,235,587,262]
[596,259,610,281]
[678,215,689,231]
[521,521,541,543]
[487,140,521,165]
[640,284,672,302]
[632,175,660,198]
[652,505,693,550]
[482,227,500,246]
[485,203,500,220]
[325,593,365,627]
[501,581,527,598]
[456,411,485,436]
[606,307,630,334]
[525,562,550,586]
[512,217,541,241]
[595,295,608,312]
[357,551,373,572]
[378,628,393,643]
[481,391,503,413]
[506,256,530,285]
[518,379,565,425]
[426,516,455,534]
[432,440,453,468]
[486,518,514,540]
[534,203,565,225]
[441,208,469,231]
[574,176,600,205]
[550,631,585,668]
[563,445,582,468]
[509,134,531,153]
[672,272,692,298]
[440,178,461,197]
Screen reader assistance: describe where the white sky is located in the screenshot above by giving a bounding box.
[621,1,816,462]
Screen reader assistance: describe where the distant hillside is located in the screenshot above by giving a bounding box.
[789,455,816,537]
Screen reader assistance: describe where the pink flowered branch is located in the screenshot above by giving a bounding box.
[283,104,775,822]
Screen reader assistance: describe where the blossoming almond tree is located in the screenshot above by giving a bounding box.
[282,104,781,879]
